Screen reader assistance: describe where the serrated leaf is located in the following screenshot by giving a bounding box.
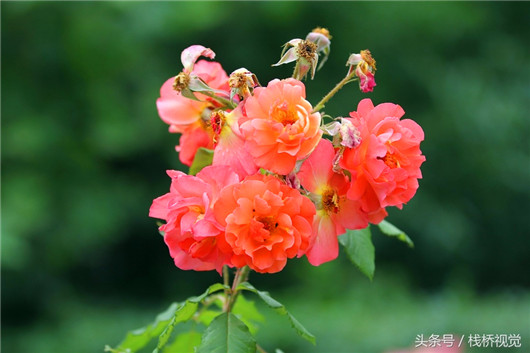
[196,313,256,353]
[237,282,315,345]
[115,302,180,352]
[113,283,226,353]
[189,148,214,175]
[163,331,202,353]
[155,301,198,352]
[377,220,414,248]
[232,294,265,335]
[339,227,375,280]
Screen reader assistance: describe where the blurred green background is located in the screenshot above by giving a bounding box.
[2,2,529,353]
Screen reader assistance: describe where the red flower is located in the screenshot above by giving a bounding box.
[149,165,239,273]
[341,99,425,214]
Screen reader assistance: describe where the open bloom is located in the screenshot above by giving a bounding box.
[214,174,316,273]
[298,139,370,265]
[149,165,239,273]
[340,99,425,214]
[210,108,259,178]
[156,45,230,166]
[239,78,322,175]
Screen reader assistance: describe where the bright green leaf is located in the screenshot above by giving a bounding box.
[163,331,202,353]
[155,301,198,351]
[189,148,214,175]
[196,313,256,353]
[232,294,265,335]
[237,282,316,345]
[339,227,375,280]
[196,309,222,326]
[377,220,414,248]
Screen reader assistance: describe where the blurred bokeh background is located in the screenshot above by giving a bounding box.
[2,2,529,353]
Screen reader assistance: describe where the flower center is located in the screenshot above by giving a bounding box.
[209,110,226,144]
[296,40,318,60]
[257,216,278,233]
[271,101,298,126]
[379,153,400,168]
[321,188,340,214]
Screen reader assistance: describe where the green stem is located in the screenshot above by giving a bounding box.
[312,71,357,113]
[201,91,237,110]
[292,60,301,80]
[225,266,250,313]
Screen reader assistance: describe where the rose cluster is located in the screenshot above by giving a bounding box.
[150,30,425,274]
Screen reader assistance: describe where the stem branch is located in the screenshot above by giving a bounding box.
[312,71,357,113]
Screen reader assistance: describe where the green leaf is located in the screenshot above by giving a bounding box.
[377,220,414,248]
[189,148,214,176]
[339,227,375,280]
[196,313,256,353]
[155,283,228,352]
[113,283,227,353]
[237,283,316,345]
[115,302,180,352]
[154,301,198,352]
[196,309,222,326]
[163,331,202,353]
[232,294,265,335]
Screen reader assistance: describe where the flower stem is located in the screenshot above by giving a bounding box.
[312,71,357,113]
[224,266,250,313]
[292,60,301,80]
[201,91,237,110]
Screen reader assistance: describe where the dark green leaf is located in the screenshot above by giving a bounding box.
[163,331,202,353]
[189,148,214,175]
[377,220,414,248]
[196,313,256,353]
[237,282,315,345]
[339,227,375,280]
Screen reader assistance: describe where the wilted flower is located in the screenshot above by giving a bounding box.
[214,174,315,273]
[340,99,425,215]
[273,28,332,80]
[322,118,362,149]
[306,27,331,70]
[346,50,377,92]
[239,78,322,175]
[229,68,260,101]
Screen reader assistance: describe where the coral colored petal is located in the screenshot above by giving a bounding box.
[306,215,339,266]
[298,139,335,192]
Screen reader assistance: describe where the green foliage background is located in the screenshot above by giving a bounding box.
[2,2,529,352]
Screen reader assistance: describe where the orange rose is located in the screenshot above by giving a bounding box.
[239,78,322,175]
[214,174,315,273]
